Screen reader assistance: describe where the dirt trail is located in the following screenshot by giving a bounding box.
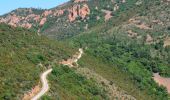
[153,73,170,93]
[60,48,83,67]
[24,49,83,100]
[61,48,136,99]
[22,85,41,100]
[25,48,136,100]
[31,68,52,100]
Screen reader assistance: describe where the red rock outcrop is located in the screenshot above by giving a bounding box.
[80,4,90,19]
[0,2,90,28]
[39,18,47,26]
[0,8,64,29]
[53,10,64,16]
[25,14,40,22]
[43,10,52,17]
[74,0,88,3]
[0,18,5,23]
[34,15,41,22]
[0,13,40,29]
[68,4,90,22]
[21,23,32,29]
[102,9,112,21]
[68,5,79,22]
[0,14,21,27]
[9,15,20,24]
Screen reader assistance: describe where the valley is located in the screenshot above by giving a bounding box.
[0,0,170,100]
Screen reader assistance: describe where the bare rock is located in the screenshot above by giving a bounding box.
[127,30,138,38]
[146,34,153,44]
[164,37,170,47]
[39,18,47,26]
[21,23,32,29]
[74,0,88,3]
[102,10,112,21]
[43,10,52,17]
[114,4,119,11]
[53,10,64,16]
[68,4,90,22]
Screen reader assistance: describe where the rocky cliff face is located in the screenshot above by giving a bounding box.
[74,0,88,3]
[68,4,90,22]
[0,0,155,40]
[0,8,66,29]
[0,0,91,29]
[0,0,131,31]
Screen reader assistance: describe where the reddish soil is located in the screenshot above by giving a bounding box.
[153,73,170,93]
[68,4,90,22]
[39,18,47,26]
[74,0,88,3]
[22,85,41,100]
[59,48,83,68]
[102,10,112,21]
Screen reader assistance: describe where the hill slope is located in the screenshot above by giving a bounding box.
[0,0,170,100]
[0,24,75,99]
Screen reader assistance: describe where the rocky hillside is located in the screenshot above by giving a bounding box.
[0,0,144,39]
[0,0,91,38]
[1,0,169,40]
[0,0,170,99]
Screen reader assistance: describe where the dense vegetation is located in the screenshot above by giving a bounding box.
[42,0,164,40]
[70,32,169,100]
[0,24,76,100]
[64,0,170,99]
[0,0,169,99]
[40,0,170,99]
[46,64,108,100]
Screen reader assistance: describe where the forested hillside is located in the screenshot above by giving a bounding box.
[45,0,170,99]
[0,24,75,99]
[0,0,169,100]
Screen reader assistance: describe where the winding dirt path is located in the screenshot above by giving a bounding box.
[30,48,83,100]
[60,48,135,99]
[29,48,136,100]
[31,68,52,100]
[60,48,83,67]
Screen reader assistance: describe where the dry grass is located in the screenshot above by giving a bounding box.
[164,37,170,47]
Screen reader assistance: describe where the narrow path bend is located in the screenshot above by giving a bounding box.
[60,48,83,67]
[31,68,52,100]
[31,48,136,100]
[31,48,83,100]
